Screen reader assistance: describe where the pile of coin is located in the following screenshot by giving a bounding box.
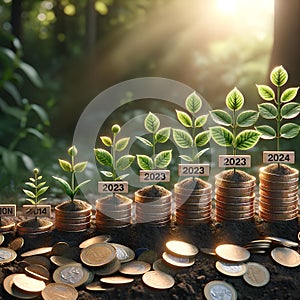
[214,170,256,221]
[134,186,172,226]
[259,165,299,221]
[95,194,132,229]
[0,219,15,232]
[55,200,92,232]
[17,219,53,236]
[174,178,212,225]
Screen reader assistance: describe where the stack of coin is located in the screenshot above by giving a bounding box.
[135,186,172,226]
[174,178,212,225]
[215,244,251,263]
[243,239,272,254]
[0,220,15,232]
[259,165,299,221]
[214,170,256,222]
[55,200,92,232]
[95,194,132,229]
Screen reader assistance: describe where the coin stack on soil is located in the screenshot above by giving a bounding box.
[259,164,299,221]
[95,194,132,229]
[134,185,172,226]
[214,170,256,222]
[174,178,212,225]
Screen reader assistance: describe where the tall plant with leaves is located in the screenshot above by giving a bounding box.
[173,92,211,163]
[256,66,300,151]
[136,112,172,170]
[210,87,261,159]
[94,124,135,180]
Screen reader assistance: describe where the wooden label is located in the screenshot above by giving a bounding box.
[178,164,210,177]
[22,205,51,218]
[219,155,251,168]
[0,205,16,217]
[263,151,295,164]
[140,170,170,182]
[98,181,128,193]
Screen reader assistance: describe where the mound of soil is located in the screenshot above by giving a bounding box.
[176,178,210,190]
[17,218,51,228]
[220,169,253,182]
[56,199,91,211]
[136,185,170,197]
[263,163,294,175]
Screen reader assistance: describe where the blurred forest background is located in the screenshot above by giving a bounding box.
[0,0,299,200]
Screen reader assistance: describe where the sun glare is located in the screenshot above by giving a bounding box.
[216,0,238,15]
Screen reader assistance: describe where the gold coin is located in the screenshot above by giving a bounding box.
[85,281,115,292]
[264,236,299,248]
[53,263,90,287]
[271,247,300,267]
[119,260,151,275]
[13,273,46,293]
[243,262,270,287]
[21,247,52,258]
[215,244,250,262]
[110,243,135,263]
[22,256,51,270]
[162,252,195,267]
[0,233,4,246]
[51,242,70,256]
[25,264,50,281]
[42,282,78,300]
[79,235,111,249]
[215,261,247,277]
[3,274,39,299]
[142,270,174,289]
[8,237,24,251]
[0,247,17,264]
[93,257,121,276]
[81,243,116,267]
[100,276,134,285]
[166,240,198,258]
[50,255,76,267]
[204,280,237,300]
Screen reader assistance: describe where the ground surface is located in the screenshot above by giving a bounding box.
[0,213,299,300]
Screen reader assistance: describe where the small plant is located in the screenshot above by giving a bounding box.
[52,145,90,202]
[256,65,300,151]
[173,92,211,163]
[94,124,135,180]
[210,87,261,158]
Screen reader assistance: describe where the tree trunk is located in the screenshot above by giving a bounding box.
[269,0,300,86]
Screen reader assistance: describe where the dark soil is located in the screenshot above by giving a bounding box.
[17,218,51,228]
[220,169,253,182]
[98,194,132,205]
[264,163,294,175]
[0,213,299,300]
[136,185,170,197]
[176,178,210,190]
[56,199,91,211]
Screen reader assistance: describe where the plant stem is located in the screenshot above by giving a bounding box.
[71,154,75,201]
[152,133,156,169]
[276,86,281,152]
[112,132,117,180]
[232,109,237,173]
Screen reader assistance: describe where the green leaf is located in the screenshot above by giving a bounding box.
[210,126,233,147]
[2,150,18,174]
[58,159,72,172]
[74,179,91,196]
[0,99,25,120]
[179,155,193,162]
[270,65,288,87]
[52,176,73,199]
[26,128,45,140]
[36,198,47,204]
[256,85,275,101]
[116,155,135,171]
[172,129,193,148]
[235,130,261,150]
[137,155,153,170]
[176,110,192,127]
[20,154,35,171]
[145,112,160,133]
[3,82,21,104]
[19,62,43,88]
[194,130,211,147]
[237,110,259,127]
[23,189,35,199]
[115,137,130,151]
[195,114,208,128]
[94,148,113,167]
[280,123,300,139]
[31,104,50,126]
[281,102,300,119]
[210,110,232,126]
[258,103,278,119]
[226,87,244,111]
[280,87,299,103]
[73,161,88,173]
[135,136,153,147]
[194,147,210,160]
[154,150,172,168]
[115,174,129,181]
[155,127,171,143]
[185,92,202,113]
[37,182,46,189]
[100,171,114,178]
[37,186,49,197]
[100,136,112,147]
[255,125,276,140]
[68,146,78,157]
[25,182,36,189]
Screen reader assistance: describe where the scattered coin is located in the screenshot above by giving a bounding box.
[42,282,78,300]
[51,242,70,256]
[79,235,111,249]
[93,257,121,276]
[162,252,195,267]
[142,270,175,289]
[8,237,24,251]
[119,260,151,275]
[137,250,158,264]
[215,261,247,277]
[50,255,76,267]
[25,264,50,282]
[0,247,17,264]
[204,280,237,300]
[0,233,4,246]
[110,243,135,263]
[100,276,134,285]
[22,256,51,270]
[21,247,52,258]
[166,240,198,258]
[200,248,216,256]
[85,281,115,292]
[264,236,299,248]
[271,247,300,267]
[13,273,46,293]
[80,243,116,267]
[243,262,270,287]
[63,246,81,260]
[215,244,250,262]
